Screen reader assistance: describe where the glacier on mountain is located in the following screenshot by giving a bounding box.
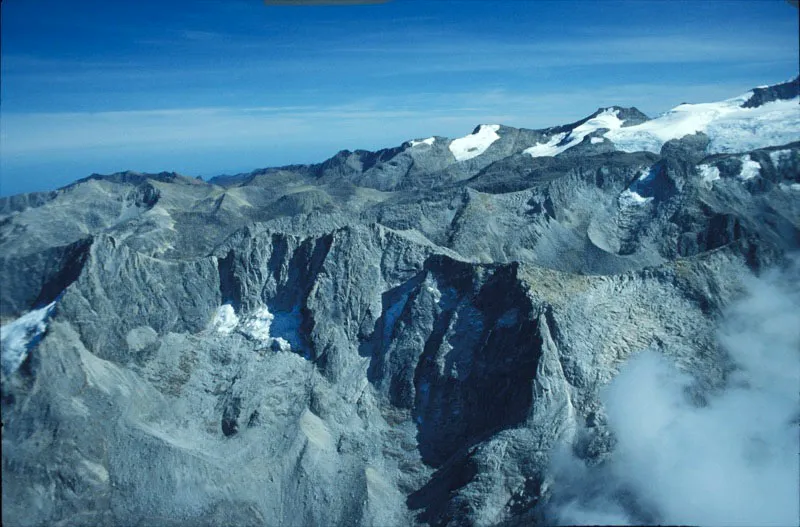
[606,95,799,155]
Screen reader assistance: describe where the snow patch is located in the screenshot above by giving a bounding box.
[619,167,657,207]
[738,155,761,180]
[211,304,239,334]
[623,165,658,201]
[524,132,567,157]
[526,109,624,158]
[211,304,296,352]
[272,337,292,352]
[769,149,792,167]
[410,137,435,148]
[1,301,56,375]
[239,306,274,341]
[425,283,442,304]
[449,125,501,161]
[636,168,656,184]
[697,164,721,186]
[619,189,652,207]
[590,137,604,144]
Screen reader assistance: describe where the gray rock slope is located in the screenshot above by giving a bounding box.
[1,80,799,526]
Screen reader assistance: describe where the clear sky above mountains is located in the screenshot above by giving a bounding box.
[1,0,797,196]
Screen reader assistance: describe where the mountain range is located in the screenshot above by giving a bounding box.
[1,77,799,526]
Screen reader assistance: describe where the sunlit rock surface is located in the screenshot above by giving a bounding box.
[2,79,799,527]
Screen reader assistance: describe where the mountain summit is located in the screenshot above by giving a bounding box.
[2,79,799,527]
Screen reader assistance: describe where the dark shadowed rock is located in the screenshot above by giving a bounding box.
[741,76,799,108]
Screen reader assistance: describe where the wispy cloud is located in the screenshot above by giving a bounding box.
[5,23,794,85]
[0,80,755,158]
[333,31,794,64]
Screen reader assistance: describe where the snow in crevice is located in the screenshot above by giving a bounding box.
[449,124,501,161]
[697,164,721,187]
[769,149,792,168]
[1,301,57,375]
[604,95,800,155]
[210,304,294,352]
[619,167,657,207]
[239,306,274,342]
[632,166,657,193]
[211,304,239,334]
[635,166,657,185]
[738,155,761,180]
[525,108,624,158]
[409,137,435,148]
[425,282,442,305]
[619,188,653,207]
[524,132,567,157]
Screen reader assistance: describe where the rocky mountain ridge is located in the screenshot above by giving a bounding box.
[1,78,799,526]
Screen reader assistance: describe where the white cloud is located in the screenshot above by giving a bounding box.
[0,302,57,375]
[546,257,800,526]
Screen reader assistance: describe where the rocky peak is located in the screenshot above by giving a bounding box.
[741,76,799,108]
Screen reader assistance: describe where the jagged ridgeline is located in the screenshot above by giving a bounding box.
[1,78,799,526]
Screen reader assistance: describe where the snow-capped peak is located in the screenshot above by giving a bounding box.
[526,108,624,158]
[525,80,799,159]
[449,124,501,161]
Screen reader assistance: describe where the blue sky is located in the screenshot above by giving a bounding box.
[1,0,797,196]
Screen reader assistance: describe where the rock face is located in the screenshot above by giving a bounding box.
[741,77,799,108]
[1,81,799,527]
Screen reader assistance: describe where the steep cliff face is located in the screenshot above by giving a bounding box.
[1,81,799,526]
